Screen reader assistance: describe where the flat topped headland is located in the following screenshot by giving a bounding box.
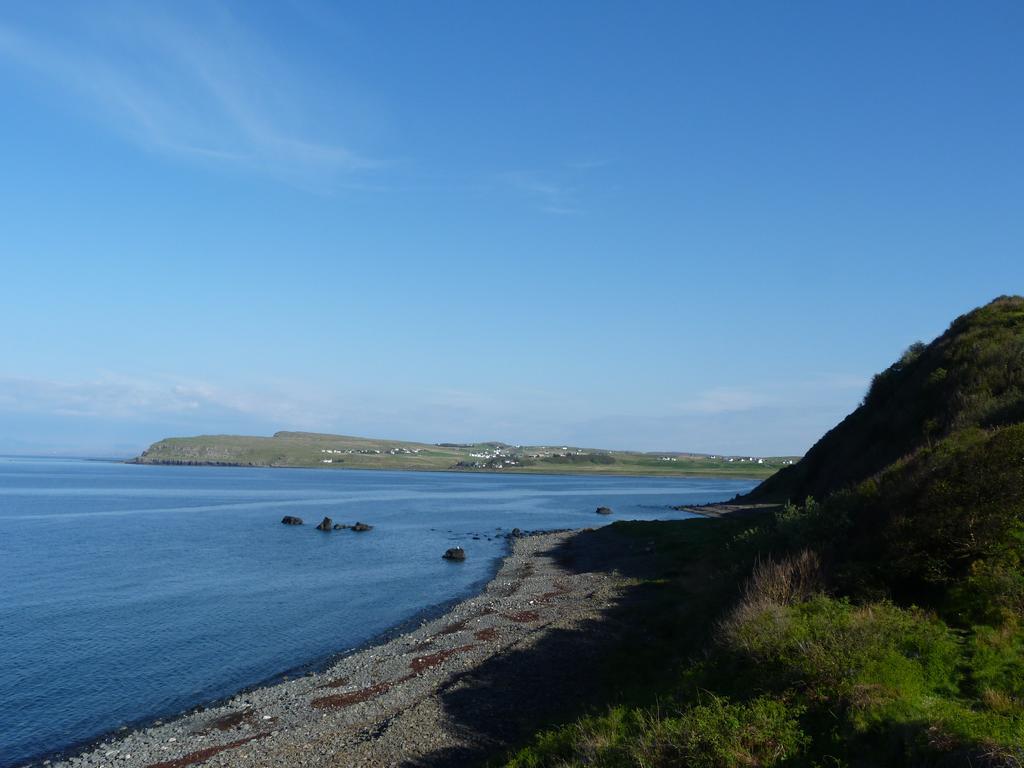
[131,431,794,478]
[44,528,657,768]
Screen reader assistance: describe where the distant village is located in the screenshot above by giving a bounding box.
[448,445,796,471]
[703,455,796,466]
[319,446,423,464]
[313,442,796,469]
[451,444,601,470]
[455,444,523,469]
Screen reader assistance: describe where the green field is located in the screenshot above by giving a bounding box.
[132,431,792,479]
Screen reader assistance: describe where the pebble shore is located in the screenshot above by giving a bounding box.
[36,530,632,768]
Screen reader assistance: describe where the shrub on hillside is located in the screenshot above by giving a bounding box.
[710,595,1024,762]
[717,597,961,703]
[506,697,807,768]
[830,424,1024,618]
[773,496,850,550]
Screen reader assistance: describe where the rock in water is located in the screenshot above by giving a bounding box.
[333,523,348,530]
[316,516,333,531]
[596,506,613,515]
[351,522,373,532]
[442,547,466,561]
[281,516,304,525]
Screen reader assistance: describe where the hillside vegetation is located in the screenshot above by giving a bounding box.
[133,431,792,479]
[750,295,1024,502]
[502,297,1024,767]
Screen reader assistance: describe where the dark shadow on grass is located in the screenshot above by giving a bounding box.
[397,518,751,768]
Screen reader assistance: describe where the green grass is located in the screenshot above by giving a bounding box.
[500,516,1024,768]
[499,296,1024,767]
[507,696,807,768]
[133,431,790,479]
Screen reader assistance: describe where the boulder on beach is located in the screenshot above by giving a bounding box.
[316,516,333,531]
[281,516,304,525]
[442,547,466,561]
[596,506,613,515]
[351,522,373,532]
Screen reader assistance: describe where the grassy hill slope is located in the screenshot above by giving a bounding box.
[500,297,1024,767]
[133,431,793,478]
[748,295,1024,502]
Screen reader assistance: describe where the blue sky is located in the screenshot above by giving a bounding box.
[1,1,1022,457]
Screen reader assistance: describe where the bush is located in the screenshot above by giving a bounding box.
[717,597,961,705]
[743,549,825,609]
[968,622,1024,703]
[505,707,636,768]
[826,424,1024,619]
[773,496,849,550]
[632,696,806,768]
[707,595,1024,761]
[506,697,807,768]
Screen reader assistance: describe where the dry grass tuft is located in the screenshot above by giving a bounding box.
[745,549,824,607]
[718,549,824,645]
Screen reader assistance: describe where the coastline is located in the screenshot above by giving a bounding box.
[126,458,770,482]
[33,529,639,768]
[24,543,516,768]
[672,501,782,518]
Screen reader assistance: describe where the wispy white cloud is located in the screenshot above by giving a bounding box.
[0,3,373,186]
[676,387,771,414]
[499,170,582,215]
[675,374,869,415]
[0,373,319,426]
[0,368,873,457]
[566,159,610,171]
[497,156,614,214]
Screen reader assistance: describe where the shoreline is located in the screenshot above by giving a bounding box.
[31,529,637,768]
[672,501,782,518]
[23,542,516,768]
[125,458,770,482]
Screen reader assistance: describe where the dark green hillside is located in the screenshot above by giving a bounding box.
[822,424,1024,619]
[501,297,1024,767]
[749,295,1024,503]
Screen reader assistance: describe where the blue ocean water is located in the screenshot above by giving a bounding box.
[0,458,756,766]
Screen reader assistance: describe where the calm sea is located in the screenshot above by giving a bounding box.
[0,457,756,766]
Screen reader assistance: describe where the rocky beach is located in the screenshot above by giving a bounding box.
[38,529,646,768]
